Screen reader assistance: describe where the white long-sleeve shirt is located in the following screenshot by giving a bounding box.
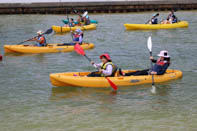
[93,63,113,76]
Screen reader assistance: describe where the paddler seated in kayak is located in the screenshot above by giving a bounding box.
[161,10,178,24]
[61,29,84,46]
[72,29,83,44]
[87,53,117,77]
[119,50,170,76]
[82,13,90,25]
[77,11,90,26]
[64,18,75,27]
[148,13,159,24]
[28,30,47,47]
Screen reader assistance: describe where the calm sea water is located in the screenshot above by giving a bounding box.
[0,11,197,131]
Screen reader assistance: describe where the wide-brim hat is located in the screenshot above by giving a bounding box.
[100,53,111,60]
[157,50,170,58]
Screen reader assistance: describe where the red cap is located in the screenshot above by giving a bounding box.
[100,53,111,60]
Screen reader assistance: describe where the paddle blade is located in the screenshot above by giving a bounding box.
[147,36,152,52]
[106,77,118,91]
[82,11,88,17]
[44,28,53,35]
[74,43,85,56]
[151,85,156,94]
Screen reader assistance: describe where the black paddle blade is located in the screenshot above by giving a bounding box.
[44,28,53,35]
[73,10,78,13]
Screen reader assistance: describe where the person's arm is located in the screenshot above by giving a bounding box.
[91,62,101,69]
[79,36,83,43]
[36,37,44,43]
[100,65,113,76]
[150,56,157,63]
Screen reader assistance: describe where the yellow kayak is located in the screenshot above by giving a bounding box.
[124,21,189,30]
[52,24,97,33]
[4,43,94,54]
[50,69,182,88]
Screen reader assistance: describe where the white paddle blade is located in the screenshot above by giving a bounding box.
[82,11,88,17]
[151,85,156,94]
[147,36,152,52]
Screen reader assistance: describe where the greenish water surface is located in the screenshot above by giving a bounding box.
[0,11,197,131]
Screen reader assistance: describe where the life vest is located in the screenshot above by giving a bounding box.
[100,62,117,77]
[73,33,83,43]
[69,22,74,27]
[38,36,46,45]
[156,58,166,66]
[151,18,158,24]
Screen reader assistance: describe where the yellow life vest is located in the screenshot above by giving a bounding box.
[100,62,117,77]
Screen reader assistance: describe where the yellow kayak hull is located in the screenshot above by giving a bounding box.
[52,24,97,33]
[50,69,183,88]
[4,43,94,54]
[124,21,189,30]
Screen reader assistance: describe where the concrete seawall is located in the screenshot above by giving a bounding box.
[0,0,197,14]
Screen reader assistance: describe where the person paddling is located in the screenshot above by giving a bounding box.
[148,13,159,24]
[65,18,75,27]
[28,30,47,47]
[167,10,178,23]
[161,10,178,24]
[72,29,83,44]
[76,11,90,26]
[82,12,90,25]
[88,53,117,77]
[119,50,170,76]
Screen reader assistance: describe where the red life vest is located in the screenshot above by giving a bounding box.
[74,34,80,38]
[156,58,165,66]
[38,36,46,44]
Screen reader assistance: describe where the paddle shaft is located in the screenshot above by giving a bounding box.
[66,10,74,40]
[84,54,91,62]
[150,52,155,86]
[17,28,52,45]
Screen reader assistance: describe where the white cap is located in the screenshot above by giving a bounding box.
[157,50,170,58]
[37,30,43,35]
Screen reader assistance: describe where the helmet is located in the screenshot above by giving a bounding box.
[100,53,111,60]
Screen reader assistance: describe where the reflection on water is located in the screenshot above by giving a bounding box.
[0,11,197,130]
[50,86,117,103]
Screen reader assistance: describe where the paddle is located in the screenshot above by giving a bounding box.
[74,43,118,91]
[147,36,156,93]
[72,9,88,29]
[74,43,91,62]
[146,13,159,24]
[17,28,53,45]
[66,10,74,40]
